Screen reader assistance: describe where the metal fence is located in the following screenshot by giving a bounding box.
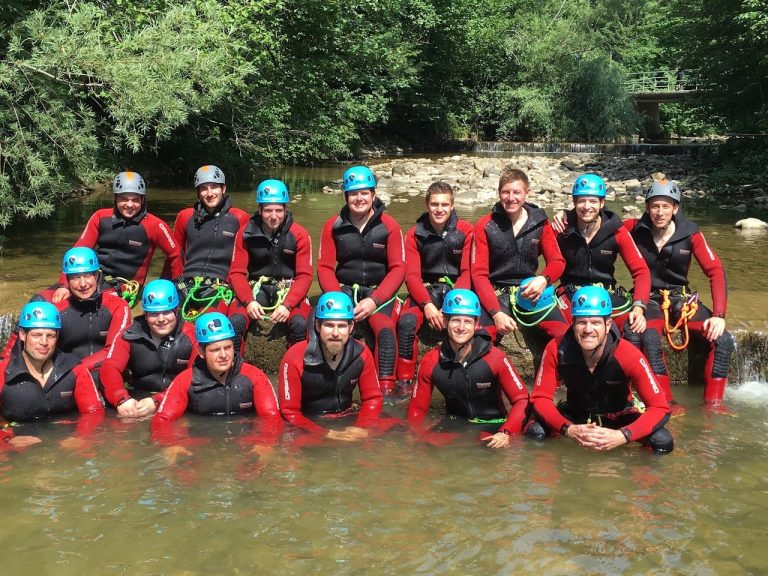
[624,69,702,93]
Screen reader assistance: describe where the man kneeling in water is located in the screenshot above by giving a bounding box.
[407,289,531,448]
[531,286,673,454]
[278,291,382,441]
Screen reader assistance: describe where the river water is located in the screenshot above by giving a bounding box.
[0,160,767,574]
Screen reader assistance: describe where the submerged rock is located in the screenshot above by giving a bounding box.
[735,217,768,230]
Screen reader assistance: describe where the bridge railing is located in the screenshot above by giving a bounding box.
[624,69,702,93]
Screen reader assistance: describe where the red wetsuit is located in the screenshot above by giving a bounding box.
[396,211,473,381]
[625,212,733,403]
[228,211,313,349]
[0,343,104,441]
[472,202,567,344]
[99,316,197,407]
[408,334,529,436]
[58,207,182,288]
[150,355,283,445]
[317,198,405,389]
[531,326,672,450]
[278,335,382,436]
[557,208,650,329]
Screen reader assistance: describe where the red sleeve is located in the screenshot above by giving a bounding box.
[470,216,500,314]
[150,370,192,445]
[407,349,438,434]
[79,294,130,372]
[370,215,405,304]
[242,363,283,444]
[57,211,104,287]
[615,226,651,304]
[163,210,190,279]
[99,335,132,407]
[229,227,254,305]
[354,345,383,427]
[530,339,570,432]
[73,364,106,414]
[1,332,18,364]
[404,227,431,307]
[283,224,313,310]
[277,345,327,436]
[317,217,342,292]
[148,215,183,280]
[691,232,727,316]
[454,220,474,290]
[618,342,670,440]
[539,222,565,283]
[623,218,639,232]
[491,349,530,435]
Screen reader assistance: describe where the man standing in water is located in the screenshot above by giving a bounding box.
[531,286,673,454]
[278,291,382,440]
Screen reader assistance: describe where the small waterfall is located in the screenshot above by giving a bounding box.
[471,141,712,156]
[732,331,768,384]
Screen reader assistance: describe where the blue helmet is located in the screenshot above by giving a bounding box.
[113,171,146,196]
[571,286,612,318]
[256,179,290,204]
[316,292,354,320]
[142,279,179,313]
[194,165,225,188]
[442,289,481,317]
[19,302,61,330]
[342,166,376,193]
[515,277,557,312]
[572,174,607,198]
[62,247,100,275]
[195,312,236,344]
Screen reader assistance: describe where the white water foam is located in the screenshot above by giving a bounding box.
[727,380,768,403]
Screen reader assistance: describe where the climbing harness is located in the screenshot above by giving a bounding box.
[250,276,292,312]
[468,417,507,425]
[180,276,234,321]
[660,289,699,351]
[586,396,646,426]
[347,283,402,314]
[105,275,140,309]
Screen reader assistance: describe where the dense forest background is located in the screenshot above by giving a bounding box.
[1,0,766,227]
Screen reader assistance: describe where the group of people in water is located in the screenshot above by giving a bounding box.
[0,162,734,455]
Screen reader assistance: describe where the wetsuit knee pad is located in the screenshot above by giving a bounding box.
[712,331,735,378]
[396,313,418,360]
[230,313,248,338]
[623,326,642,349]
[376,327,397,377]
[287,315,308,345]
[646,427,674,454]
[641,329,668,375]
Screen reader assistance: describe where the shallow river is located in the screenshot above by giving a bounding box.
[0,160,767,575]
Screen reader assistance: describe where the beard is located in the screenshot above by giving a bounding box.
[323,340,345,359]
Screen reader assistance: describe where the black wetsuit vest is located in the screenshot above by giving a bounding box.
[187,356,255,415]
[331,199,392,287]
[179,196,242,280]
[241,212,299,280]
[413,211,467,284]
[558,209,622,288]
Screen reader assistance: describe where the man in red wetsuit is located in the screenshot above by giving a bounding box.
[395,181,473,396]
[531,286,673,454]
[53,171,182,305]
[624,180,733,407]
[151,312,283,447]
[407,289,530,448]
[99,279,196,418]
[278,291,382,441]
[317,165,405,395]
[228,179,312,352]
[472,167,567,353]
[551,173,650,337]
[168,165,249,322]
[1,302,104,447]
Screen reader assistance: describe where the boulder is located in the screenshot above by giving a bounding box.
[735,218,768,230]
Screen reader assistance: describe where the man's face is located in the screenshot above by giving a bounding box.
[198,183,226,212]
[498,180,528,218]
[199,339,235,375]
[146,310,178,339]
[446,315,477,347]
[259,204,286,233]
[646,198,679,230]
[345,188,374,219]
[115,193,143,219]
[19,328,58,363]
[317,319,353,358]
[426,193,454,229]
[574,196,604,224]
[67,272,98,300]
[573,316,611,353]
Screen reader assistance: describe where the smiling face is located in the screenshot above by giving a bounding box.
[199,339,235,376]
[573,316,611,354]
[426,192,454,230]
[115,193,143,219]
[574,196,604,225]
[259,204,286,233]
[19,328,58,364]
[146,310,178,339]
[446,315,477,348]
[498,179,528,219]
[345,188,374,220]
[646,198,679,230]
[197,183,226,212]
[67,272,99,300]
